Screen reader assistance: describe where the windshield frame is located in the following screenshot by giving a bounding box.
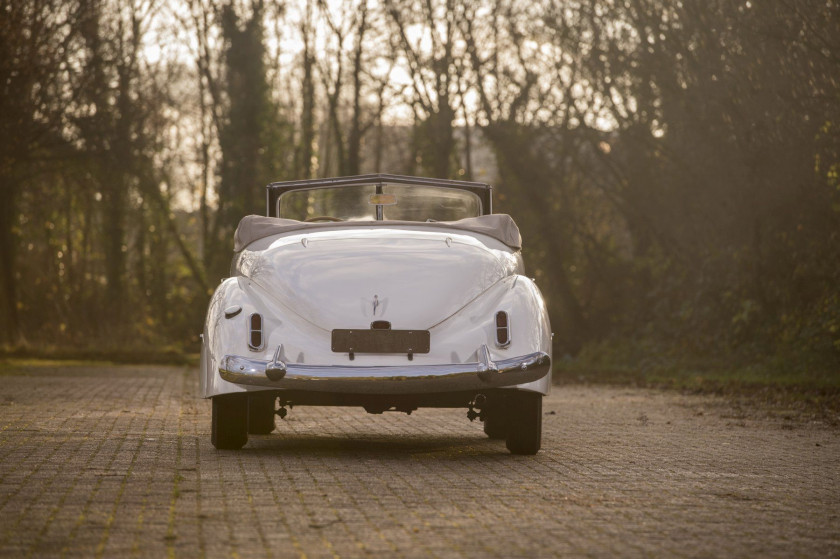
[266,174,492,220]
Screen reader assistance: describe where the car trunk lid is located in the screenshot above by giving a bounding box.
[246,228,513,331]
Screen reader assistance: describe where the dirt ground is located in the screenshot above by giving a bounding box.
[0,363,837,557]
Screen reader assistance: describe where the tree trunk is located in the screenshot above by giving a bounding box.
[0,178,21,344]
[297,4,316,179]
[346,2,368,176]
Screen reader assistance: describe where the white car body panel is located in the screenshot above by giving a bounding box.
[201,226,552,399]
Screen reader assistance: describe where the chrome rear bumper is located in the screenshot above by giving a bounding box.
[219,345,550,394]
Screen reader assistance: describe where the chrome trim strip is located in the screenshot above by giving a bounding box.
[219,345,550,395]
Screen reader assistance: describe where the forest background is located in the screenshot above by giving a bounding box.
[2,0,838,390]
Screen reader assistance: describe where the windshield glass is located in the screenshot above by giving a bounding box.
[278,183,482,222]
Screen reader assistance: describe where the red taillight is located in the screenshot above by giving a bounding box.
[495,311,510,347]
[248,313,263,350]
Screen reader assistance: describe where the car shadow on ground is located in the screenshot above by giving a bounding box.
[235,432,510,457]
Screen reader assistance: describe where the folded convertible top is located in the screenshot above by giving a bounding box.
[234,214,522,252]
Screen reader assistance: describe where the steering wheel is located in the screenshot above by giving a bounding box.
[304,216,344,222]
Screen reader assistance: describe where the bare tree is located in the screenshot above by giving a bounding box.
[385,0,461,178]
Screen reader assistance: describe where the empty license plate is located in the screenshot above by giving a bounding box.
[331,329,430,354]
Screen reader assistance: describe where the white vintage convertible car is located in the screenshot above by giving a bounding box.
[200,174,552,454]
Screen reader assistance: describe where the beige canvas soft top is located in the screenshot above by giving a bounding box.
[233,214,522,252]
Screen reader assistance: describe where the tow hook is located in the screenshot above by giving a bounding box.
[467,394,487,422]
[275,401,292,419]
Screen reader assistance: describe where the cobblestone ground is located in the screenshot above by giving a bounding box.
[0,363,838,558]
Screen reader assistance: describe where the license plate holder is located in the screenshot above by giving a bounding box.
[331,329,430,354]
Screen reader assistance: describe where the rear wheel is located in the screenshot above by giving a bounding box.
[247,393,276,435]
[211,394,248,450]
[505,392,542,455]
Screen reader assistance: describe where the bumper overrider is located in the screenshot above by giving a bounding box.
[219,344,550,395]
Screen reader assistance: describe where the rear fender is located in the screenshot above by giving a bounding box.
[434,275,551,395]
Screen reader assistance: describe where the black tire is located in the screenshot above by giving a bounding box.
[247,393,276,435]
[211,394,248,450]
[505,391,542,455]
[483,407,508,439]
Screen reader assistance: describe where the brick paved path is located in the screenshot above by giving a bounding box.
[0,363,837,557]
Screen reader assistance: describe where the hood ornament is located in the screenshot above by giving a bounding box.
[372,295,380,316]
